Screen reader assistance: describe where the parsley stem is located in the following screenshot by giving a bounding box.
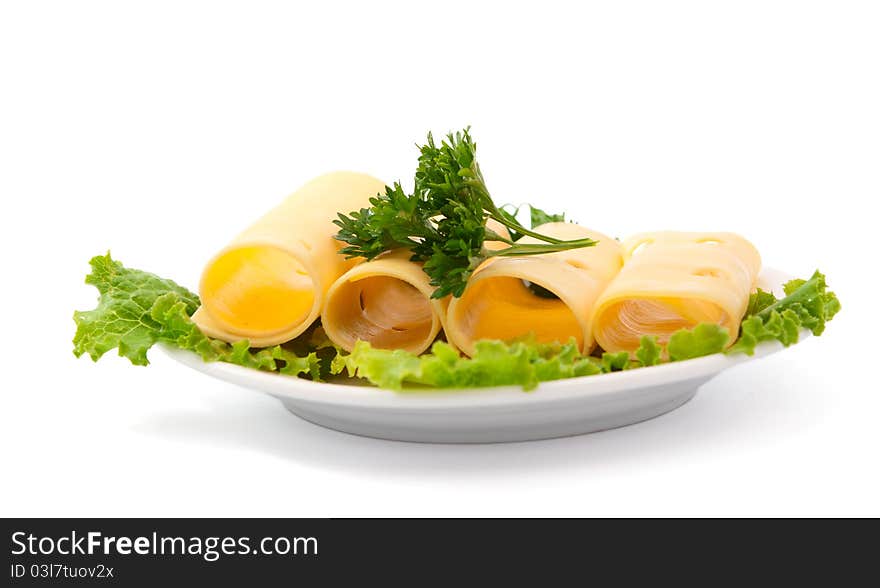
[485,238,597,258]
[484,229,516,246]
[487,212,568,244]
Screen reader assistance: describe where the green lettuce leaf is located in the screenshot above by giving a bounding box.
[332,337,609,391]
[729,310,800,356]
[667,323,730,361]
[635,335,663,367]
[728,270,840,355]
[744,288,778,317]
[774,271,841,335]
[73,253,319,377]
[72,252,200,366]
[601,351,631,372]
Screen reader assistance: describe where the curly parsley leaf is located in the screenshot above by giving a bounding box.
[334,128,597,298]
[497,204,567,241]
[529,205,566,227]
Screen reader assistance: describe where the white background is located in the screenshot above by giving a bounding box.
[1,1,877,517]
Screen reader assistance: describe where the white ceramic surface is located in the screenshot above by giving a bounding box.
[162,268,802,443]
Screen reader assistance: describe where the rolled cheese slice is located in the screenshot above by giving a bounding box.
[591,231,762,353]
[321,219,511,354]
[321,250,446,355]
[445,223,623,357]
[192,171,386,347]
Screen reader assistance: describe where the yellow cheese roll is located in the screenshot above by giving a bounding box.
[591,231,761,353]
[193,172,386,347]
[322,250,447,355]
[445,223,623,356]
[321,219,510,354]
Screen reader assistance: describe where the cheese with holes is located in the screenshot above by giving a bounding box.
[591,231,761,353]
[445,223,623,357]
[192,172,386,347]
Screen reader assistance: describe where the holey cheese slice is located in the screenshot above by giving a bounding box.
[193,172,386,347]
[445,223,623,357]
[322,250,446,355]
[591,232,762,353]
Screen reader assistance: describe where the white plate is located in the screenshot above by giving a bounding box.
[162,268,802,443]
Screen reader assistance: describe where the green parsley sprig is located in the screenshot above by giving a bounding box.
[333,128,597,298]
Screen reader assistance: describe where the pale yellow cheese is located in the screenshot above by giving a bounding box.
[321,219,511,354]
[322,250,447,355]
[193,172,386,347]
[591,231,761,353]
[445,223,623,357]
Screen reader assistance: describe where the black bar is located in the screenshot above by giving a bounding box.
[1,519,874,585]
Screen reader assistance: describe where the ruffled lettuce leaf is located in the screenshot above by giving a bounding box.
[730,310,800,355]
[332,326,738,391]
[728,270,840,355]
[635,335,663,367]
[73,253,319,378]
[744,288,778,317]
[667,323,730,361]
[601,351,631,372]
[332,334,695,391]
[332,338,613,391]
[72,252,200,366]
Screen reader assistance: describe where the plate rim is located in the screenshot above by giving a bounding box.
[160,334,798,409]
